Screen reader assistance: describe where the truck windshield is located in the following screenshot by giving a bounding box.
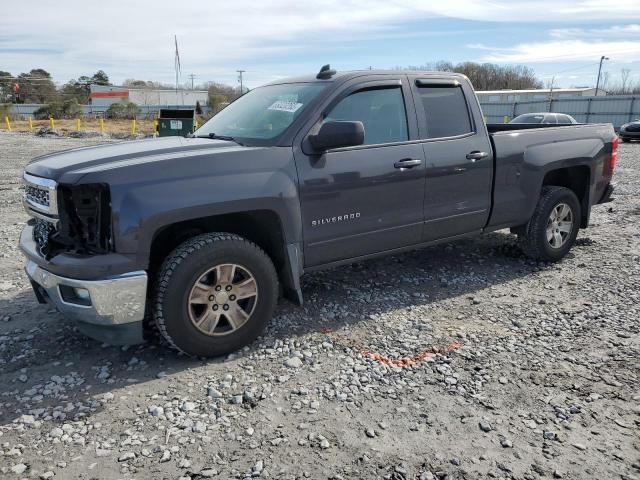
[195,82,327,145]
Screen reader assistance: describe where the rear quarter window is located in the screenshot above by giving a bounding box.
[417,86,473,138]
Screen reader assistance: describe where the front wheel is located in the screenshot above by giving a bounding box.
[518,186,581,262]
[153,233,278,357]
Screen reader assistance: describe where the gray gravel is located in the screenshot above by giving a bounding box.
[0,130,638,479]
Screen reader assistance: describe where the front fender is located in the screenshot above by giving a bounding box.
[77,145,302,270]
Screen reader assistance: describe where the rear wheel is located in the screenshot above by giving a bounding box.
[153,233,278,357]
[518,186,581,262]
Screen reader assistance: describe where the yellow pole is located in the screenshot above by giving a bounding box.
[131,118,137,135]
[99,118,105,134]
[153,119,158,137]
[28,117,33,131]
[483,115,487,123]
[4,116,11,132]
[503,115,509,124]
[195,120,199,130]
[76,119,81,131]
[49,117,55,129]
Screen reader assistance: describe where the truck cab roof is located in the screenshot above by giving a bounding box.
[263,69,469,86]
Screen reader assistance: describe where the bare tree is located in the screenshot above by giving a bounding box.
[400,61,542,90]
[620,69,631,94]
[600,71,610,93]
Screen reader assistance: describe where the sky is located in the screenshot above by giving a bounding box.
[1,0,640,90]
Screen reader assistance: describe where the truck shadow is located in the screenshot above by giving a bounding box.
[0,230,590,426]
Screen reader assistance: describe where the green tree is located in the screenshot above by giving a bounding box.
[91,70,110,86]
[17,69,58,103]
[0,71,14,102]
[62,71,112,104]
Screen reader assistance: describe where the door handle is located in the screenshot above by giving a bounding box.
[394,158,422,169]
[466,151,489,162]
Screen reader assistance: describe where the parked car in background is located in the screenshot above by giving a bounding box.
[619,120,640,142]
[510,113,578,125]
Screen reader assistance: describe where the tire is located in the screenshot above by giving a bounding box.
[518,186,581,262]
[153,233,278,357]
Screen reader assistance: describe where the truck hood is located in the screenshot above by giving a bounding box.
[24,136,245,183]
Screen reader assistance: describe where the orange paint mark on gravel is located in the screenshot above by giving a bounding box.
[357,341,462,368]
[319,327,462,369]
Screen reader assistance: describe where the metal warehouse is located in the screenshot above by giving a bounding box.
[477,87,606,103]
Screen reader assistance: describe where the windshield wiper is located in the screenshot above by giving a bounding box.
[195,132,245,146]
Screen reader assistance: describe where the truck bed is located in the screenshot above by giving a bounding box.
[485,122,616,231]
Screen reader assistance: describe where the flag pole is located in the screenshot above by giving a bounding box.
[174,35,181,104]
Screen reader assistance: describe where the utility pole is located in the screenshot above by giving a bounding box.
[237,70,245,95]
[548,76,555,112]
[188,74,196,90]
[595,55,609,96]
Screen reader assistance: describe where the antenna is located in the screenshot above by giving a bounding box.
[316,64,337,80]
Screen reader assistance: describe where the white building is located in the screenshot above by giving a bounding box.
[477,87,606,103]
[90,84,208,107]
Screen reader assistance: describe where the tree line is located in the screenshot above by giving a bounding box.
[3,63,639,109]
[400,61,543,90]
[0,69,111,104]
[0,68,243,116]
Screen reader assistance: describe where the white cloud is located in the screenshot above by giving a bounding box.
[550,24,640,38]
[1,1,639,85]
[476,40,640,63]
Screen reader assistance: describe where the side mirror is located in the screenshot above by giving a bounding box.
[308,121,364,151]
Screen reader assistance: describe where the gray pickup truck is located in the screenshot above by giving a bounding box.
[20,65,617,356]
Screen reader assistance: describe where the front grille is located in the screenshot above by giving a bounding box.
[25,184,50,208]
[23,173,58,216]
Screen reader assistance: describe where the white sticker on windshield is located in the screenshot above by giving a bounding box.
[268,100,303,113]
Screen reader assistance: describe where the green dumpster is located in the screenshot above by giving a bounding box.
[157,109,195,137]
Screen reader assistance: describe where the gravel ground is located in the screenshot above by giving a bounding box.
[0,131,638,480]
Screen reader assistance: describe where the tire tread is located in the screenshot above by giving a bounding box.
[518,186,580,262]
[152,232,277,355]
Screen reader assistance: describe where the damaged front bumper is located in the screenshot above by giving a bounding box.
[25,260,148,345]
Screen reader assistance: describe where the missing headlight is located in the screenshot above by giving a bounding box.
[54,183,113,255]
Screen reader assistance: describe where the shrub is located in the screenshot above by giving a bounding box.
[33,99,82,119]
[105,101,140,119]
[0,104,12,120]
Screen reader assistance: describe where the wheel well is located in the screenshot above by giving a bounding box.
[148,210,287,287]
[542,166,590,228]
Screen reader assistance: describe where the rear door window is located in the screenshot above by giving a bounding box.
[416,85,473,138]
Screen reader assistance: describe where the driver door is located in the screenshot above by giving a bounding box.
[294,77,426,267]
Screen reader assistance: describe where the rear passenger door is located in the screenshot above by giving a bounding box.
[409,77,493,242]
